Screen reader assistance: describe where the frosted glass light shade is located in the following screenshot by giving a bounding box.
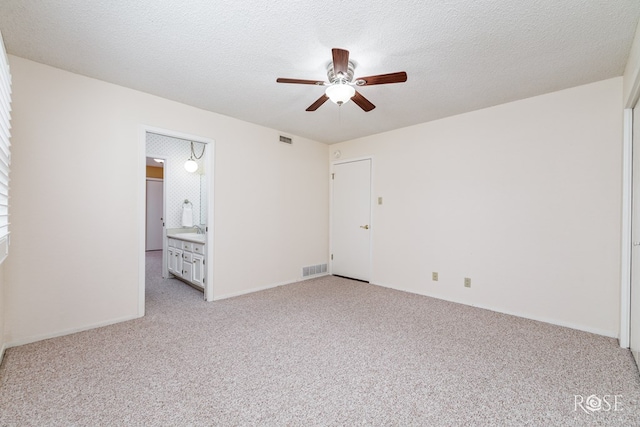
[325,84,355,105]
[184,158,198,173]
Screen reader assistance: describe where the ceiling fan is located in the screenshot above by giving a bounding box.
[276,48,407,112]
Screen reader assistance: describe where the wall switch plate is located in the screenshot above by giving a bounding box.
[378,197,383,205]
[432,272,438,281]
[464,278,471,288]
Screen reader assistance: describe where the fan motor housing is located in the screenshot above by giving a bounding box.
[327,61,355,83]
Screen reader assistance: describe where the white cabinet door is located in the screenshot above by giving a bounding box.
[182,260,193,282]
[168,247,183,277]
[192,254,205,287]
[167,247,176,274]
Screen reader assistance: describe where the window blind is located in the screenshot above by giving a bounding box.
[0,31,12,264]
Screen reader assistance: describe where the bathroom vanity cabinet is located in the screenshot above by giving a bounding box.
[168,236,205,288]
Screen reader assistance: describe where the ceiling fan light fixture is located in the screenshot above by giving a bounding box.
[325,84,355,105]
[276,48,406,112]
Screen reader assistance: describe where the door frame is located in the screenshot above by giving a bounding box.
[621,109,632,348]
[138,125,215,317]
[329,156,374,281]
[621,67,640,348]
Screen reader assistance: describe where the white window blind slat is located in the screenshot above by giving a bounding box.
[0,81,10,108]
[0,107,10,129]
[0,131,10,155]
[0,144,9,167]
[0,169,9,186]
[0,115,9,139]
[0,77,10,106]
[0,29,12,264]
[0,145,9,168]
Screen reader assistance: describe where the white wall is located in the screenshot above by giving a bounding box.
[5,56,329,345]
[332,78,623,337]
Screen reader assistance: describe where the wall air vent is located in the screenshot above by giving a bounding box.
[279,135,293,144]
[302,263,328,278]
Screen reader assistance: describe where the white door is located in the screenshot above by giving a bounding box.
[631,106,640,365]
[192,254,205,287]
[331,159,372,282]
[146,179,164,251]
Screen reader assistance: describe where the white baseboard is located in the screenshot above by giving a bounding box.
[370,281,617,339]
[6,314,141,349]
[213,273,329,301]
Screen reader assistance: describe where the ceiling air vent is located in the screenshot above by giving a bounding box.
[279,135,293,144]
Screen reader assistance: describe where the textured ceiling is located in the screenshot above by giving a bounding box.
[0,1,639,144]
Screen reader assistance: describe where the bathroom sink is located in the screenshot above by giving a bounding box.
[172,233,205,243]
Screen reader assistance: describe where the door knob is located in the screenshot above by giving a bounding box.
[360,225,369,230]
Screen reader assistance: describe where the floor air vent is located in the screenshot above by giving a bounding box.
[303,263,327,277]
[279,135,293,144]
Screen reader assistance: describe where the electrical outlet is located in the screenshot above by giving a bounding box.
[432,272,438,281]
[464,278,471,288]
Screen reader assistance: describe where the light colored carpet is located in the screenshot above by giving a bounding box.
[1,251,639,426]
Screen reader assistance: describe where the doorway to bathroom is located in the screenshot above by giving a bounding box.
[145,157,164,251]
[139,126,215,315]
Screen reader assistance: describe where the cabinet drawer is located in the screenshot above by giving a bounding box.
[181,241,193,251]
[192,243,205,255]
[183,251,193,263]
[168,238,177,248]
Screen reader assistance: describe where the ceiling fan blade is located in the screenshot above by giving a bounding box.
[352,91,375,112]
[356,71,407,86]
[332,48,350,76]
[306,94,329,111]
[277,78,325,85]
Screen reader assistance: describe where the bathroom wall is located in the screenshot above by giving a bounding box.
[146,133,204,228]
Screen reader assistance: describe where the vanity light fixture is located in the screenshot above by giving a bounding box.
[153,158,164,164]
[184,157,198,173]
[184,141,205,173]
